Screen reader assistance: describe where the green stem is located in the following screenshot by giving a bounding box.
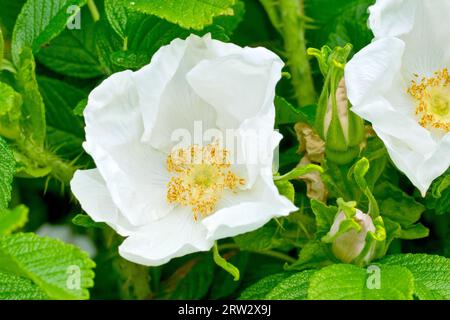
[87,0,100,22]
[16,140,76,185]
[218,243,297,264]
[279,0,316,106]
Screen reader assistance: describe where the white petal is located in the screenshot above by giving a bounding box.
[368,0,419,38]
[118,207,213,266]
[133,35,218,152]
[398,0,450,78]
[345,37,405,106]
[374,129,450,196]
[186,49,283,129]
[84,70,172,226]
[352,97,435,155]
[418,134,450,196]
[201,175,297,241]
[70,169,135,236]
[227,114,280,189]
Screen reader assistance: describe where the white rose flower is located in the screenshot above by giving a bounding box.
[70,34,297,266]
[345,0,450,195]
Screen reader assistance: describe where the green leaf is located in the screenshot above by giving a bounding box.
[73,98,87,116]
[374,182,425,227]
[305,0,375,53]
[360,137,388,188]
[36,6,104,78]
[72,214,105,229]
[380,254,450,300]
[160,254,214,299]
[275,96,316,126]
[0,205,28,236]
[0,137,15,210]
[265,270,316,300]
[105,0,244,71]
[0,232,95,299]
[105,0,129,39]
[0,81,22,140]
[234,220,291,252]
[399,223,429,240]
[37,76,86,159]
[11,0,88,65]
[307,264,414,300]
[274,179,295,203]
[127,0,237,30]
[426,172,450,215]
[15,48,46,147]
[203,0,245,41]
[310,199,338,237]
[287,240,336,271]
[0,271,48,300]
[213,242,240,281]
[239,273,291,300]
[94,19,124,76]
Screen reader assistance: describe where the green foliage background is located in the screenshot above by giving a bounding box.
[0,0,448,300]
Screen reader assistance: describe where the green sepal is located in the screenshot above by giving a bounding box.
[349,158,380,217]
[212,242,240,281]
[353,216,387,266]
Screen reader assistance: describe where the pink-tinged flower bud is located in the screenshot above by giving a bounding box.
[328,209,376,264]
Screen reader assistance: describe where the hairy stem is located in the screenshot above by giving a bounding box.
[279,0,316,106]
[16,139,76,185]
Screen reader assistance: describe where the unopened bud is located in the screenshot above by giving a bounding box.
[326,209,376,264]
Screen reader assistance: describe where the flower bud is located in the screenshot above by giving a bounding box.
[327,209,376,264]
[308,44,365,165]
[323,79,365,165]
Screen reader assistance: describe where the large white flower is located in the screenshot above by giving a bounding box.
[345,0,450,195]
[70,34,296,266]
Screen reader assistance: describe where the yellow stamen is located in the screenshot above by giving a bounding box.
[408,68,450,132]
[166,143,245,221]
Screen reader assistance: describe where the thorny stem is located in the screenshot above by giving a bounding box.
[16,139,76,186]
[218,243,297,264]
[280,0,316,106]
[260,0,316,106]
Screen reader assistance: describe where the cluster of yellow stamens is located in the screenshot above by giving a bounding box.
[166,143,245,221]
[408,68,450,132]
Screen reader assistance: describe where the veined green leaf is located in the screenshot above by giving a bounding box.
[380,254,450,300]
[0,233,95,300]
[0,206,28,236]
[0,271,48,300]
[265,270,316,300]
[307,264,414,300]
[0,137,15,210]
[12,0,88,65]
[127,0,237,30]
[159,254,214,299]
[36,6,104,79]
[239,273,291,300]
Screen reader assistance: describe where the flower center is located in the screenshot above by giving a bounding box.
[166,143,245,220]
[408,68,450,132]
